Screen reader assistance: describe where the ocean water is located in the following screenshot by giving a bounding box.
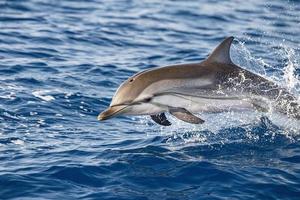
[0,0,300,199]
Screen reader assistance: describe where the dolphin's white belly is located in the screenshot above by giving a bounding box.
[189,97,254,113]
[151,94,255,113]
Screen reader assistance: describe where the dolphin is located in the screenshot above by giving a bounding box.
[98,36,299,126]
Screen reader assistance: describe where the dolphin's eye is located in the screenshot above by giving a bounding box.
[129,79,134,82]
[144,97,152,102]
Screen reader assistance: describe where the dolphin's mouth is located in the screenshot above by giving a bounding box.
[97,105,128,121]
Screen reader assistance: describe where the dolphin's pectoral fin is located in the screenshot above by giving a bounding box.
[150,113,172,126]
[169,107,205,124]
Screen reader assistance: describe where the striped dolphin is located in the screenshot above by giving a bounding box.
[98,36,299,126]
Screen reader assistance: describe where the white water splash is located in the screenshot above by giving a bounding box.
[232,40,269,76]
[280,45,300,96]
[235,39,299,97]
[232,39,300,132]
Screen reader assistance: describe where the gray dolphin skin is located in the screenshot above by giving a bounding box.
[98,36,299,126]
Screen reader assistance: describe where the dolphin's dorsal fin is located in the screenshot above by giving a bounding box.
[205,36,234,64]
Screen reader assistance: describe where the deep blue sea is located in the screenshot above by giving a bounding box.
[1,0,300,199]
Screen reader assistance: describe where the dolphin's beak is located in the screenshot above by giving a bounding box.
[97,105,127,121]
